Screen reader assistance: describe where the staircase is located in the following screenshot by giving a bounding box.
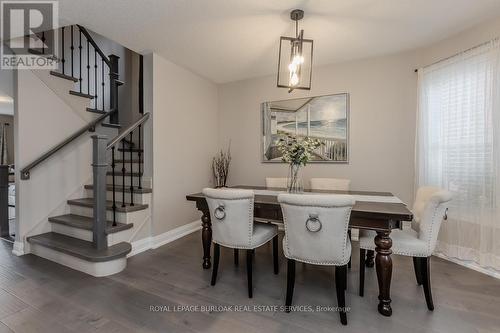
[19,25,151,277]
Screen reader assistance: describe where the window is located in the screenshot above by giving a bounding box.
[416,40,500,271]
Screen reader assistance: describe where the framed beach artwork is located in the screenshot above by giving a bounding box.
[261,93,349,163]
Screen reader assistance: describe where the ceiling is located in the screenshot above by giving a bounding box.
[57,0,500,83]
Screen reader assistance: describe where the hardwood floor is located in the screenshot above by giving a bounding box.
[0,232,499,332]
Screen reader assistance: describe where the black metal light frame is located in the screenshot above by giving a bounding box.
[277,9,314,93]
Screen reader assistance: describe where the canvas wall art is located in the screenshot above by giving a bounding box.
[261,93,349,163]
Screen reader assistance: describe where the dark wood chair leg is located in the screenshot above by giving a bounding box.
[366,249,375,267]
[413,257,423,286]
[273,235,279,275]
[211,243,220,286]
[234,249,239,266]
[359,248,366,296]
[335,265,348,325]
[246,249,253,298]
[347,230,352,269]
[421,257,434,311]
[285,259,296,312]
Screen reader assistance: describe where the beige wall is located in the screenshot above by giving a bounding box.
[416,16,500,67]
[152,54,218,235]
[216,15,500,206]
[218,52,419,204]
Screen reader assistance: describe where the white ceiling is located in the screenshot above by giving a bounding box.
[57,0,500,83]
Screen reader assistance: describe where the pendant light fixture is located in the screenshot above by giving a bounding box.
[277,9,313,93]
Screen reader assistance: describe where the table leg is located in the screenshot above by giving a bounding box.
[375,230,393,316]
[201,210,212,269]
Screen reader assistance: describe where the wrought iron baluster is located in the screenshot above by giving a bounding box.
[61,27,65,74]
[101,59,105,111]
[79,29,82,92]
[94,48,98,109]
[121,140,126,207]
[41,32,45,55]
[70,26,74,77]
[138,124,142,190]
[111,146,117,226]
[87,39,90,95]
[129,132,134,206]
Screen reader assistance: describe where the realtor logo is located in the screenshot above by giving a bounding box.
[1,1,58,69]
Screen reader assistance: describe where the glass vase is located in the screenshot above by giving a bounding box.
[287,164,303,193]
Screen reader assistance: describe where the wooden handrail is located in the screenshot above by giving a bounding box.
[76,25,111,68]
[20,110,116,180]
[106,113,150,150]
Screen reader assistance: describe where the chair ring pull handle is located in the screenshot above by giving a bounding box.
[443,208,448,221]
[305,213,322,233]
[214,204,226,220]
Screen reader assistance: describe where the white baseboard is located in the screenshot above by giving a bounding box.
[12,241,25,256]
[434,252,500,280]
[128,220,201,257]
[128,237,152,257]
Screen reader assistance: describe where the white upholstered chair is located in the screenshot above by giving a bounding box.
[265,177,288,189]
[310,178,351,191]
[358,187,452,310]
[202,188,279,298]
[278,193,355,325]
[310,177,353,268]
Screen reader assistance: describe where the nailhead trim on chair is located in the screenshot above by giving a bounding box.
[281,204,352,266]
[204,195,255,248]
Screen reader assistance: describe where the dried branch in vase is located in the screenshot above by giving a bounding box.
[212,144,231,188]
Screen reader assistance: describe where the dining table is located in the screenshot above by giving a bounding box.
[186,185,413,317]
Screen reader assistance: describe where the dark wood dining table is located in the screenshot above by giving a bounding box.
[186,185,413,317]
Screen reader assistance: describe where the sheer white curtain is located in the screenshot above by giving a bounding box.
[416,40,500,274]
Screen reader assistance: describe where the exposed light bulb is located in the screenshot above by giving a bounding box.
[290,72,299,86]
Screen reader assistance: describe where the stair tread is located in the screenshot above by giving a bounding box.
[106,171,143,177]
[114,159,141,163]
[102,123,121,129]
[118,148,143,153]
[86,107,107,114]
[69,90,95,99]
[67,198,148,213]
[85,184,152,193]
[49,214,133,234]
[27,232,131,262]
[50,71,78,82]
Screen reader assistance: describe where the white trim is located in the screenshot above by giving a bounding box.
[128,237,152,257]
[12,241,24,256]
[152,220,201,249]
[128,220,201,257]
[434,252,500,280]
[30,243,127,277]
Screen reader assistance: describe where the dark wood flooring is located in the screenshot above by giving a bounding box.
[0,232,499,332]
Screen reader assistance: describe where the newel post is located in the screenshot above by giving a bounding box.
[109,54,120,124]
[92,135,108,250]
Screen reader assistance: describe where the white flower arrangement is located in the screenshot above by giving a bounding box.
[277,134,323,192]
[277,134,322,166]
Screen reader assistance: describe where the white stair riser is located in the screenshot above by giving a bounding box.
[111,162,142,171]
[85,189,151,205]
[106,175,142,187]
[69,204,149,225]
[116,151,142,159]
[29,243,127,277]
[51,223,134,246]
